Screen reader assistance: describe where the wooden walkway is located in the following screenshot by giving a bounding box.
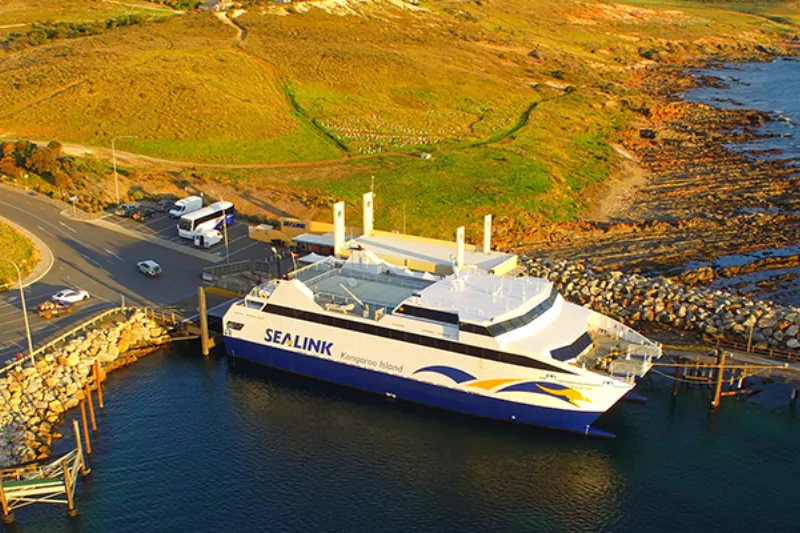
[1,421,89,524]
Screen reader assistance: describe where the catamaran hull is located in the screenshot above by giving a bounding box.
[224,337,616,438]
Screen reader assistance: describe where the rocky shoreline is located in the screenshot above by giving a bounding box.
[0,310,173,467]
[513,59,800,304]
[522,256,800,354]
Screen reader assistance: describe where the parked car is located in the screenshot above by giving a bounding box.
[132,207,157,221]
[157,199,175,212]
[137,260,162,277]
[37,300,74,320]
[51,288,90,305]
[114,203,137,217]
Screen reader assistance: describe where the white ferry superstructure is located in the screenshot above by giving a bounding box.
[223,249,662,438]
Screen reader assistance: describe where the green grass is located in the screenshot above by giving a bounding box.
[0,220,37,289]
[1,0,799,238]
[125,129,342,164]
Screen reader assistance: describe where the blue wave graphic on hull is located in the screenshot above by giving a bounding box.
[413,365,476,384]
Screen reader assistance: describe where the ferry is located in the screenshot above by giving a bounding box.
[222,249,661,438]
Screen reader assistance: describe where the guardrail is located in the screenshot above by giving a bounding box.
[0,306,127,377]
[0,182,107,221]
[201,259,273,282]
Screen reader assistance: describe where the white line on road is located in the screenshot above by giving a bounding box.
[103,248,125,262]
[227,240,261,258]
[83,254,103,267]
[59,221,77,233]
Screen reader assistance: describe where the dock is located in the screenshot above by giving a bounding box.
[1,421,89,524]
[654,340,800,408]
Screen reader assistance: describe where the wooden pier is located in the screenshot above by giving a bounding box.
[0,421,89,524]
[655,342,800,408]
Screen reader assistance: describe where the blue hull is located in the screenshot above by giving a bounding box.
[224,337,613,437]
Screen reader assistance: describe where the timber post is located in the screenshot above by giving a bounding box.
[712,352,727,409]
[80,401,92,455]
[0,478,12,525]
[94,360,105,410]
[199,286,210,356]
[673,357,681,397]
[73,420,90,476]
[63,459,76,518]
[85,383,97,432]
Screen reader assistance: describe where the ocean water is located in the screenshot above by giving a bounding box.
[4,345,799,533]
[685,58,800,165]
[5,61,800,532]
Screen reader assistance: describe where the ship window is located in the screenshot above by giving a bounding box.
[460,285,558,338]
[395,305,459,325]
[551,332,593,362]
[260,303,576,375]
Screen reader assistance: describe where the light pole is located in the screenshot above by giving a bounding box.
[112,135,137,205]
[1,258,34,364]
[271,246,280,278]
[221,202,230,263]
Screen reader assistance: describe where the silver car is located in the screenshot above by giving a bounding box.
[136,260,162,277]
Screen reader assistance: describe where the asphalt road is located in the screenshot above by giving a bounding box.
[0,187,282,360]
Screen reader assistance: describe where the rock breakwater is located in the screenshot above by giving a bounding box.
[523,256,800,354]
[0,311,172,467]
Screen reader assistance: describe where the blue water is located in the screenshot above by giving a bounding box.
[3,344,799,533]
[685,58,800,165]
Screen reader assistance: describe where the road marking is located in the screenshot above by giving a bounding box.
[228,233,249,246]
[227,240,262,258]
[103,248,125,262]
[59,221,77,233]
[38,225,46,231]
[83,254,103,267]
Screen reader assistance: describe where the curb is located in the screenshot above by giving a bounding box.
[87,218,225,264]
[0,215,55,289]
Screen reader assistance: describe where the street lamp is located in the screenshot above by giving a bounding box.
[0,258,34,364]
[271,247,281,278]
[221,201,230,263]
[112,135,137,205]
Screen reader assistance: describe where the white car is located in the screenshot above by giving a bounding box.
[51,288,90,305]
[137,260,162,277]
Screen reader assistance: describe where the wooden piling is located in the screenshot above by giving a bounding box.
[85,383,97,432]
[712,352,727,409]
[80,401,92,455]
[673,357,681,397]
[199,286,210,357]
[63,459,76,517]
[94,360,104,410]
[0,478,11,525]
[73,420,89,476]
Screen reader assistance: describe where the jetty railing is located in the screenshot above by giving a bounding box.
[0,306,128,378]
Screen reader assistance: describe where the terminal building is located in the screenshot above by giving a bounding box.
[248,192,518,276]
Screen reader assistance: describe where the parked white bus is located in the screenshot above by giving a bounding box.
[177,201,235,239]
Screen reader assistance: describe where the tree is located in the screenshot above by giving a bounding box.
[25,147,59,176]
[47,140,64,158]
[53,170,72,192]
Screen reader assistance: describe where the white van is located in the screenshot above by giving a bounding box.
[169,196,203,219]
[193,229,223,249]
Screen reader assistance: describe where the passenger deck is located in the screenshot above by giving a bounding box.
[290,257,435,320]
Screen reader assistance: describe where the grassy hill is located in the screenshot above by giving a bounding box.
[1,0,798,241]
[0,220,37,289]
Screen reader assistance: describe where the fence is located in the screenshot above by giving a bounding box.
[201,259,273,281]
[0,306,127,378]
[0,182,107,221]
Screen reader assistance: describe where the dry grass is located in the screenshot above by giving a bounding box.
[1,0,798,236]
[0,220,37,288]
